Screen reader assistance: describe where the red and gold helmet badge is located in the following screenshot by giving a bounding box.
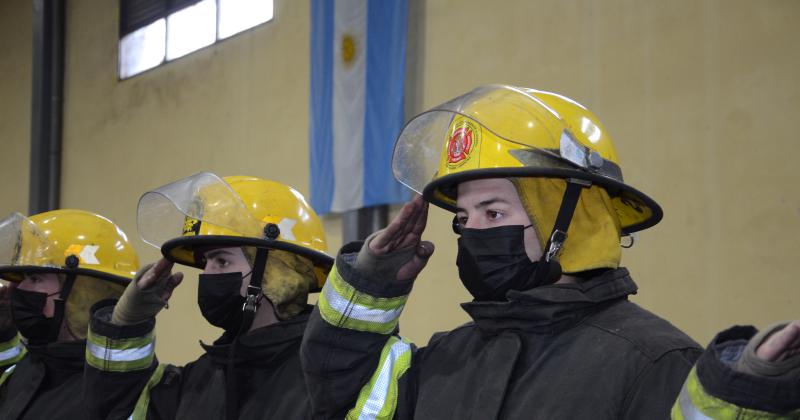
[446,119,481,168]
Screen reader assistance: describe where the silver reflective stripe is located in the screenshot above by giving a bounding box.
[0,344,23,362]
[86,341,155,362]
[679,383,713,420]
[323,281,404,324]
[358,339,411,420]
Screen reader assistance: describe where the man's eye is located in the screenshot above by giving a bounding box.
[487,210,502,220]
[457,216,468,225]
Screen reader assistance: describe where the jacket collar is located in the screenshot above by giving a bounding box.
[461,268,638,335]
[201,309,309,368]
[25,339,86,387]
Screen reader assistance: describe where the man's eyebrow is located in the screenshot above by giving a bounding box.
[455,198,510,212]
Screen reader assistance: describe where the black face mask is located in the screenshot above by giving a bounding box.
[11,288,60,345]
[197,272,249,332]
[456,225,542,301]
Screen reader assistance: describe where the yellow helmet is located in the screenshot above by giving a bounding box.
[0,209,138,283]
[0,209,138,339]
[392,84,661,233]
[137,172,333,290]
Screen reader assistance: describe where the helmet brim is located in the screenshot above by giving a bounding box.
[423,167,663,234]
[161,235,334,292]
[0,265,132,286]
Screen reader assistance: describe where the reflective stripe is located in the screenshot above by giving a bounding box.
[0,334,25,365]
[0,345,23,362]
[86,328,155,372]
[347,336,412,420]
[0,364,16,387]
[87,341,154,362]
[322,279,404,323]
[674,381,713,420]
[671,367,797,420]
[129,363,166,420]
[319,264,408,334]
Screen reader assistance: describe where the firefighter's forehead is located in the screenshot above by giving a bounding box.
[455,179,520,211]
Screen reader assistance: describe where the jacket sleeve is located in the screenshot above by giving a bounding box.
[0,328,25,390]
[671,326,800,419]
[0,328,25,372]
[620,347,702,419]
[84,300,164,420]
[301,242,418,420]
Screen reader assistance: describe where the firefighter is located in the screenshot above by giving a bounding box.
[85,172,333,419]
[300,85,800,419]
[0,210,138,419]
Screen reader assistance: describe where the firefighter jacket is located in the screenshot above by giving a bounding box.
[301,242,800,419]
[0,329,88,419]
[85,301,313,419]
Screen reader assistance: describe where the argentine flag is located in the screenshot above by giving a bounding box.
[310,0,409,214]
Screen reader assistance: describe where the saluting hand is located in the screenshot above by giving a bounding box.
[369,195,435,282]
[757,320,800,361]
[137,258,183,303]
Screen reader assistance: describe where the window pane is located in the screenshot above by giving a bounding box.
[119,18,166,79]
[218,0,274,40]
[166,0,217,61]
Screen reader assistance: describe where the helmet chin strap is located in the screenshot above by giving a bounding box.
[239,247,268,334]
[48,255,80,343]
[531,178,591,286]
[227,223,279,420]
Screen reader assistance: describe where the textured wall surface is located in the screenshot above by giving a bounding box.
[0,0,797,363]
[0,0,32,217]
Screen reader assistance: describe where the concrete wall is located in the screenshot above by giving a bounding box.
[1,0,797,364]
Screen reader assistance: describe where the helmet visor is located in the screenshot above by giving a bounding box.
[0,213,60,271]
[137,172,263,248]
[392,84,620,194]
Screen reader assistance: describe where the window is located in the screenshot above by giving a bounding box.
[118,0,274,79]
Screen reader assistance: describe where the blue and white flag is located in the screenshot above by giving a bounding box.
[310,0,409,214]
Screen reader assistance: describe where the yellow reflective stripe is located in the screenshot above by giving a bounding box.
[0,334,26,366]
[86,328,155,372]
[128,363,166,420]
[672,368,800,420]
[0,364,17,387]
[346,336,412,420]
[319,265,408,334]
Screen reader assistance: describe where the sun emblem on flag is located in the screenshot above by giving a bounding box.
[341,34,356,66]
[446,121,480,167]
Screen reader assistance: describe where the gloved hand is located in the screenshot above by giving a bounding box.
[111,258,183,326]
[736,320,800,380]
[357,195,434,283]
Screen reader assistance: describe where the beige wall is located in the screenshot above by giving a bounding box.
[0,0,31,217]
[0,0,797,364]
